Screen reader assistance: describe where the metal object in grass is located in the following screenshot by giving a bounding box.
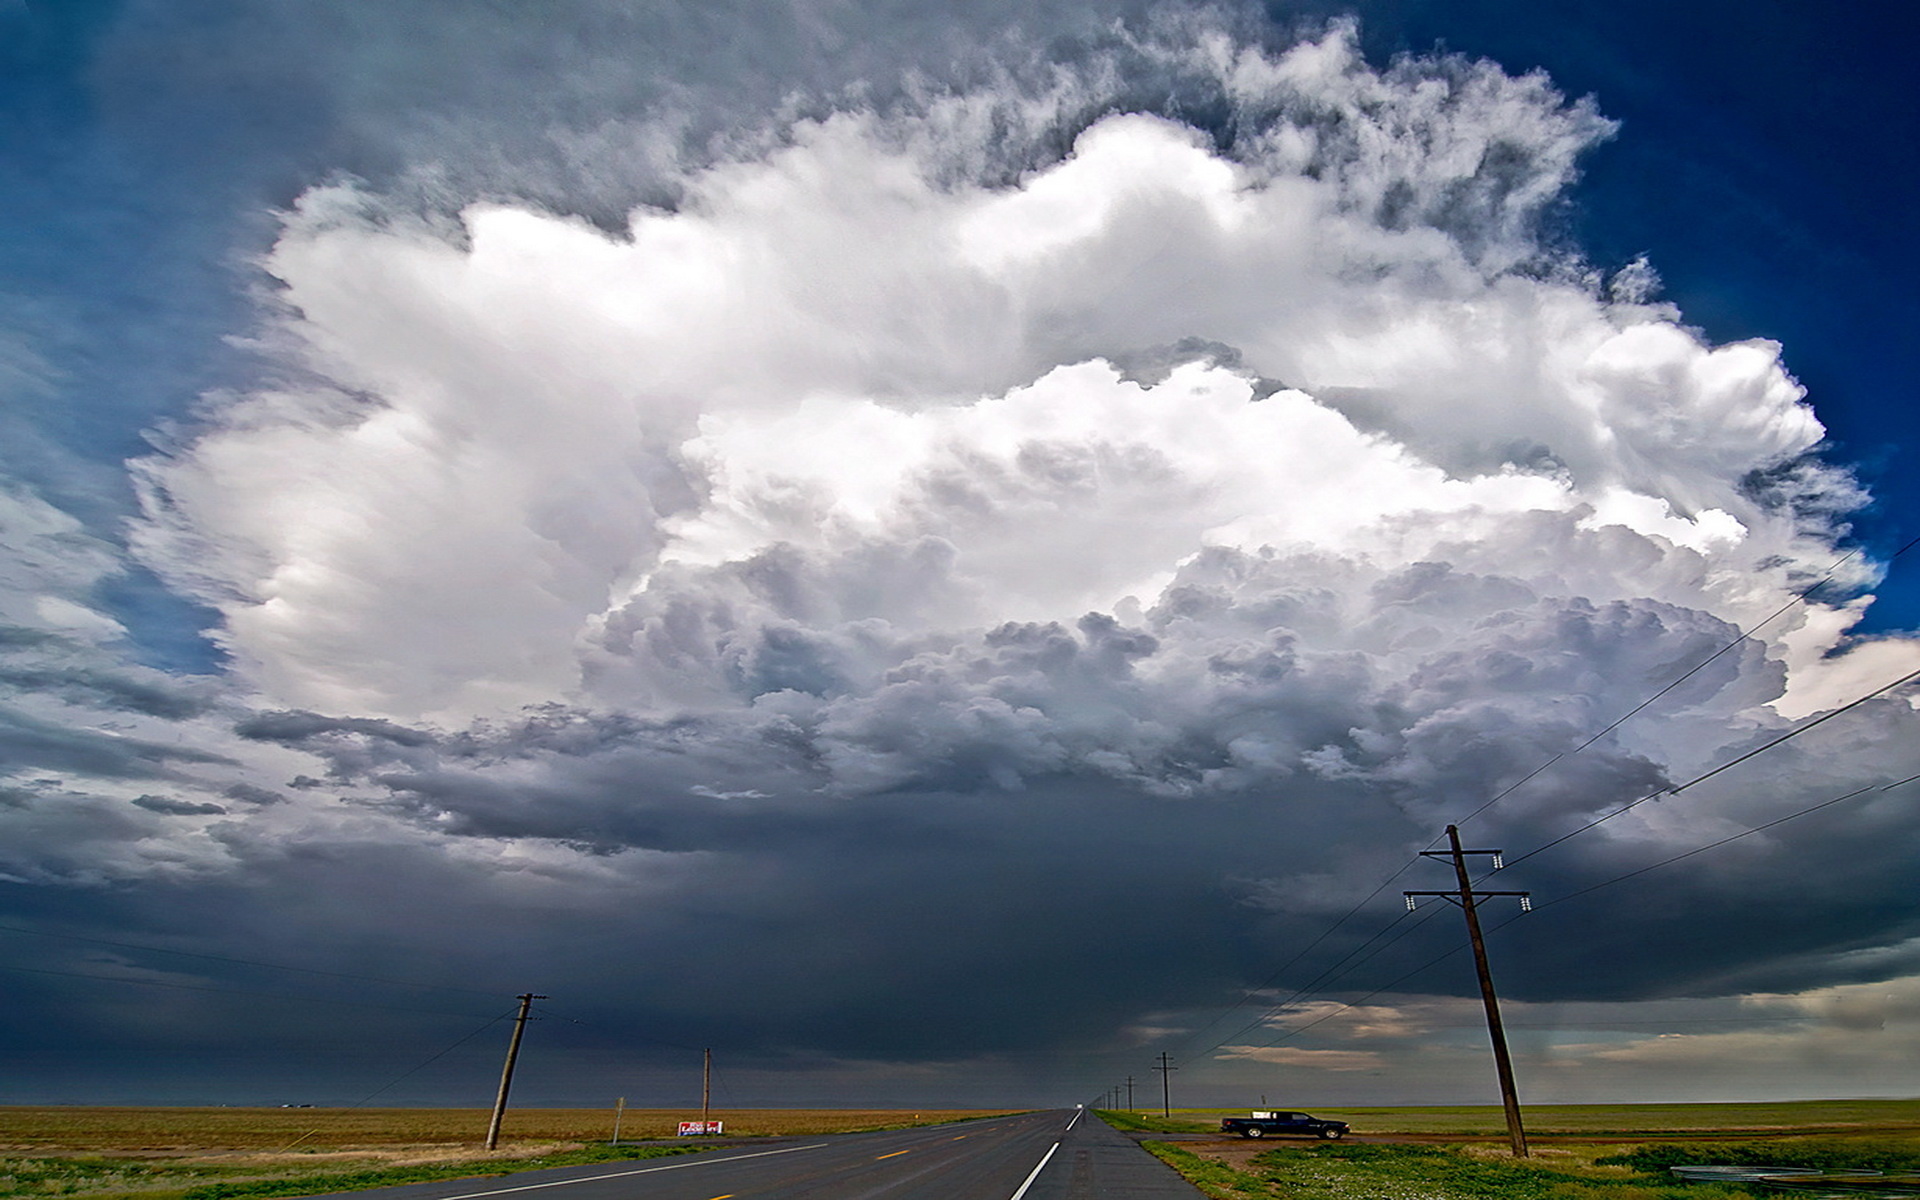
[1764,1173,1920,1197]
[1670,1166,1826,1183]
[1669,1166,1916,1194]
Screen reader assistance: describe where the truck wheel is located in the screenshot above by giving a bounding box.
[1244,1126,1265,1138]
[1319,1127,1345,1140]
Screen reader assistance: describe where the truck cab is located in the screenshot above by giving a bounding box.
[1219,1110,1350,1139]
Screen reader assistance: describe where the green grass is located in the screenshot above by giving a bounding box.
[1101,1100,1920,1137]
[0,1142,700,1200]
[1144,1140,1756,1200]
[1092,1109,1162,1132]
[1598,1140,1920,1175]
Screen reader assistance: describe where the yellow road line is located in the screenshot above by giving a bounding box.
[876,1149,912,1160]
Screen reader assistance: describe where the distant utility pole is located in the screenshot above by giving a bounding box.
[485,993,547,1150]
[1153,1053,1176,1118]
[702,1048,712,1124]
[1125,1076,1135,1111]
[1406,825,1531,1158]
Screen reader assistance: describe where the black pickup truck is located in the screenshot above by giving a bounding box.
[1219,1111,1350,1139]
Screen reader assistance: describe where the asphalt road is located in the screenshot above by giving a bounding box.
[301,1110,1203,1200]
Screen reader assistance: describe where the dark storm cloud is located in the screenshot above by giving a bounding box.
[130,794,225,816]
[234,709,437,748]
[0,662,213,718]
[219,782,283,806]
[193,568,1920,1039]
[0,703,233,778]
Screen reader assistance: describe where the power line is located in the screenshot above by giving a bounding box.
[1186,907,1440,1060]
[1526,773,1920,916]
[1448,544,1878,832]
[1187,770,1920,1062]
[1160,868,1430,1064]
[278,1007,518,1153]
[1110,539,1915,1104]
[1499,666,1920,875]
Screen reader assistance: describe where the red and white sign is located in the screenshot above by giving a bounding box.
[677,1121,724,1136]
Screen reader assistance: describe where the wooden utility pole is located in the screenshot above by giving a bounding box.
[1125,1075,1135,1111]
[1406,826,1530,1157]
[702,1048,712,1124]
[1153,1052,1176,1118]
[485,993,546,1150]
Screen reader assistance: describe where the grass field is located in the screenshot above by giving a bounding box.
[0,1106,1013,1152]
[1102,1099,1920,1137]
[0,1107,1020,1200]
[9,1103,1920,1200]
[1101,1101,1920,1199]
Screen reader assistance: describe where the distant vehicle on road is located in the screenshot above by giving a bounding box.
[1220,1110,1349,1139]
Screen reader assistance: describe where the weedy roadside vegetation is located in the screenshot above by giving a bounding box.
[1144,1141,1756,1200]
[0,1142,697,1200]
[1100,1099,1920,1137]
[1111,1103,1920,1200]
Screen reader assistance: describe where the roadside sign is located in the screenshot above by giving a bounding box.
[677,1120,724,1136]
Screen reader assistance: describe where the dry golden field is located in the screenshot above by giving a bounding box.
[0,1107,1027,1200]
[0,1106,1020,1154]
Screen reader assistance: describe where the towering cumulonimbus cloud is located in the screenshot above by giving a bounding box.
[138,27,1849,734]
[5,18,1907,1089]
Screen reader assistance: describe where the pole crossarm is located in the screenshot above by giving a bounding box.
[1403,890,1531,897]
[1404,889,1532,910]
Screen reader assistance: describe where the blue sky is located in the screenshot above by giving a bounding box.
[6,0,1920,1110]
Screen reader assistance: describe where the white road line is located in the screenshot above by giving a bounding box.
[427,1143,830,1200]
[1064,1110,1081,1131]
[1007,1142,1060,1200]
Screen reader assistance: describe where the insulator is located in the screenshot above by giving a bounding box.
[1491,853,1504,870]
[1405,894,1418,911]
[1519,895,1532,912]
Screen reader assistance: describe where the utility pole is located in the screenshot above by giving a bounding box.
[485,993,546,1150]
[1126,1076,1135,1111]
[702,1048,712,1125]
[1153,1052,1176,1118]
[1406,826,1531,1157]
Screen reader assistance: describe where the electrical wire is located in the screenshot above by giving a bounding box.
[1128,538,1917,1090]
[1155,857,1431,1064]
[1231,770,1920,1054]
[1526,772,1920,916]
[1447,545,1878,832]
[276,1008,518,1153]
[1498,667,1920,875]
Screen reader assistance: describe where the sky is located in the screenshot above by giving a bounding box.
[5,0,1920,1113]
